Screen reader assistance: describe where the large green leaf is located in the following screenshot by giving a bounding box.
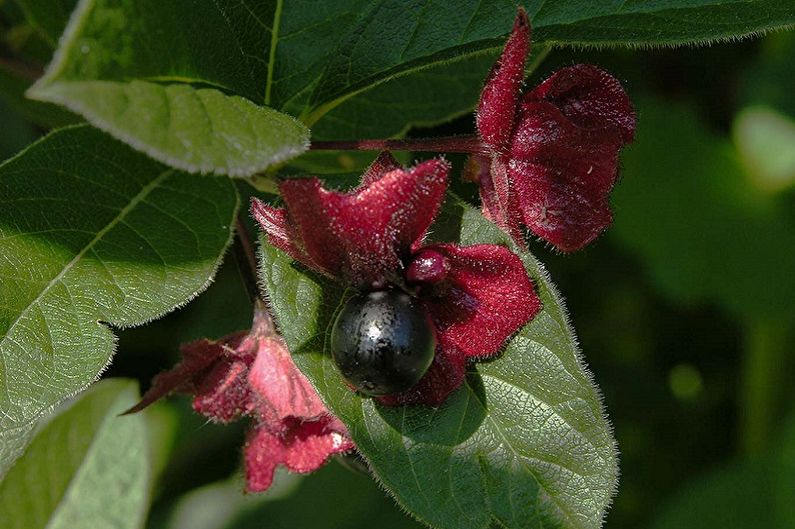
[0,125,238,476]
[0,379,151,529]
[259,199,618,529]
[305,0,795,116]
[27,0,310,176]
[310,51,498,140]
[611,98,795,319]
[28,79,310,177]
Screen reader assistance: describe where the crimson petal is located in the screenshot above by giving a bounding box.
[476,8,530,152]
[380,243,539,406]
[274,159,449,285]
[192,351,255,422]
[526,64,636,143]
[247,335,328,425]
[124,333,253,420]
[250,199,308,263]
[499,64,636,251]
[479,156,524,245]
[508,98,627,251]
[422,243,540,358]
[360,151,403,186]
[244,417,354,492]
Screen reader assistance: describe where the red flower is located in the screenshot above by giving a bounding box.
[471,8,636,252]
[128,302,353,492]
[252,152,540,406]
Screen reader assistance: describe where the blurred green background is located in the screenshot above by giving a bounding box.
[2,5,795,527]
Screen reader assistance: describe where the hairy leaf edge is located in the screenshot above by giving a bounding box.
[0,124,239,474]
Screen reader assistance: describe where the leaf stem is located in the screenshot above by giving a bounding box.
[234,216,261,304]
[310,135,488,155]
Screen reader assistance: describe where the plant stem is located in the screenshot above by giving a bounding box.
[310,135,488,155]
[739,318,794,456]
[234,216,261,304]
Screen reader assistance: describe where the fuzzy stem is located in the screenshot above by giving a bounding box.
[310,135,488,155]
[234,216,261,303]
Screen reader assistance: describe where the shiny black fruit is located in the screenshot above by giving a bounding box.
[331,290,435,396]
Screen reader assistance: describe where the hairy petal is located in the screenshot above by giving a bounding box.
[244,417,354,492]
[250,199,307,263]
[248,335,327,425]
[124,333,250,418]
[527,64,636,143]
[423,243,539,358]
[192,352,256,422]
[476,8,530,152]
[479,156,525,246]
[277,159,450,285]
[508,100,625,251]
[380,243,539,406]
[494,64,635,251]
[360,151,403,186]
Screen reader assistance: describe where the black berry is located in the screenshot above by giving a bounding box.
[331,290,435,396]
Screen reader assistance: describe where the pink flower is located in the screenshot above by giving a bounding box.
[128,302,353,492]
[252,152,540,406]
[472,8,636,252]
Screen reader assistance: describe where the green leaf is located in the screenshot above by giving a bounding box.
[611,98,795,319]
[0,379,151,529]
[28,79,310,177]
[305,0,795,116]
[0,125,238,476]
[26,0,310,176]
[259,199,618,529]
[311,52,498,140]
[528,0,795,47]
[33,0,268,99]
[309,43,550,141]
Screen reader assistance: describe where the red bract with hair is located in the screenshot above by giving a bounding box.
[252,152,540,406]
[471,8,636,252]
[128,303,353,492]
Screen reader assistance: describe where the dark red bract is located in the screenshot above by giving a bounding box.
[128,303,353,492]
[252,152,541,406]
[472,8,636,252]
